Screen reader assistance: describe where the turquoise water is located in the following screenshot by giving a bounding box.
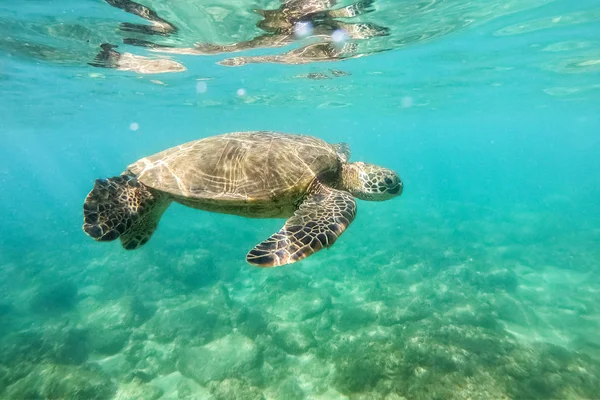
[1,0,600,398]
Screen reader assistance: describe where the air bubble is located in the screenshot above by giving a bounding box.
[294,21,313,39]
[130,122,139,131]
[237,88,246,96]
[400,96,414,108]
[196,81,207,93]
[331,29,349,44]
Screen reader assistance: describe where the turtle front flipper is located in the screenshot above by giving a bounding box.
[246,181,357,267]
[82,175,171,250]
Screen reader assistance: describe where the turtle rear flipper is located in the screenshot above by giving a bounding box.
[246,181,357,267]
[88,43,121,69]
[82,175,170,250]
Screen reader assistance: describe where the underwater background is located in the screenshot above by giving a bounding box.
[1,0,600,399]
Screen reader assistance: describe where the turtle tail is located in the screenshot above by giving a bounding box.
[82,175,171,250]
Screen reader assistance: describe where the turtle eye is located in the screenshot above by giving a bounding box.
[384,177,393,186]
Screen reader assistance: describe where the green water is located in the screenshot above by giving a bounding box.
[1,0,600,399]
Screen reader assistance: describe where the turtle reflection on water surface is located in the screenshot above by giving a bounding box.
[101,0,389,66]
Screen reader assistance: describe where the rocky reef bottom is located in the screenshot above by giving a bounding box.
[1,203,599,399]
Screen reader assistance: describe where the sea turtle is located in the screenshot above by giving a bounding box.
[82,131,402,267]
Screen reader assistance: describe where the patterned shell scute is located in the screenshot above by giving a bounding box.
[126,131,342,202]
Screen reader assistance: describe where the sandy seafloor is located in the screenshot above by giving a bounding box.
[1,196,599,399]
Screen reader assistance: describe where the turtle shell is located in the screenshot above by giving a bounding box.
[125,131,344,205]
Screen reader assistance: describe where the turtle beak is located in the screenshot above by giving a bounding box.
[388,183,402,195]
[383,172,403,197]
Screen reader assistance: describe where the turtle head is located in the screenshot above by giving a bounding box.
[341,162,403,201]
